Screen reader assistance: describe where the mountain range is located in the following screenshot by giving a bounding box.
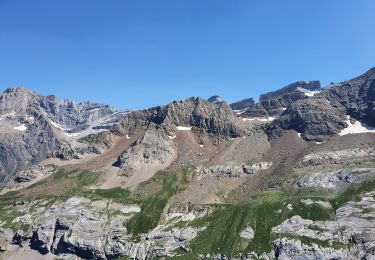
[1,67,375,259]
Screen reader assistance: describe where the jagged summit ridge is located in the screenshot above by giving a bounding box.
[114,96,243,138]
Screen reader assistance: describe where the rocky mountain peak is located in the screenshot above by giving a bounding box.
[115,96,242,138]
[3,87,37,95]
[207,95,224,104]
[240,80,321,118]
[321,67,375,127]
[259,80,321,101]
[230,98,255,110]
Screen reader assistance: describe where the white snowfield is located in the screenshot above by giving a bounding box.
[176,126,192,131]
[14,124,27,131]
[26,116,34,123]
[296,87,321,97]
[64,132,81,137]
[48,119,80,137]
[242,117,275,122]
[48,119,67,131]
[339,116,375,136]
[233,109,247,115]
[168,134,176,140]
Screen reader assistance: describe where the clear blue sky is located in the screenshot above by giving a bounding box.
[0,1,374,109]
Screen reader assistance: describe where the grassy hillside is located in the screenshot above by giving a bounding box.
[172,178,375,258]
[1,166,375,258]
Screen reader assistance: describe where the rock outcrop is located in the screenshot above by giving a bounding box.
[267,98,347,140]
[300,147,375,167]
[114,97,243,138]
[272,190,375,259]
[322,67,375,127]
[296,168,375,191]
[198,162,272,177]
[13,165,53,183]
[7,197,205,259]
[113,127,175,171]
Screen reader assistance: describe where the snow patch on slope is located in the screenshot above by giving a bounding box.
[14,124,27,131]
[176,126,192,131]
[242,117,275,122]
[339,116,375,136]
[296,87,321,97]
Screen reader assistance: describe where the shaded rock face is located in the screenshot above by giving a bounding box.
[0,88,116,184]
[0,113,58,183]
[322,67,375,127]
[267,98,347,140]
[229,98,255,111]
[114,97,243,138]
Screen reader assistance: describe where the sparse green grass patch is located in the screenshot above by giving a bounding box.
[126,167,194,235]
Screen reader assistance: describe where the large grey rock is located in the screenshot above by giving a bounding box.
[0,228,14,251]
[13,165,53,183]
[198,162,272,177]
[272,238,351,260]
[296,168,375,191]
[272,190,375,259]
[300,148,375,167]
[113,127,175,170]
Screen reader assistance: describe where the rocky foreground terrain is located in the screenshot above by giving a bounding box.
[1,68,375,259]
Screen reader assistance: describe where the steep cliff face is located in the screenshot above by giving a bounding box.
[322,67,375,127]
[242,81,321,118]
[0,88,116,183]
[38,95,114,131]
[114,97,243,138]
